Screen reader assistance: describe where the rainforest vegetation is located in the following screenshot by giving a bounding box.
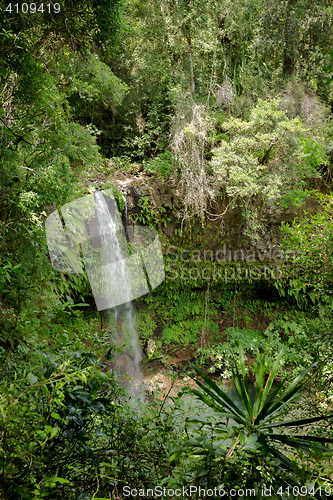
[2,0,333,498]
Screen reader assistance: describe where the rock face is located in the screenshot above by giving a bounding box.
[112,170,181,209]
[110,168,329,257]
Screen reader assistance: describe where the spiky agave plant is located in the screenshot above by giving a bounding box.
[187,346,333,473]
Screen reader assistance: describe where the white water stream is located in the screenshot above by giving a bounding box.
[95,191,145,401]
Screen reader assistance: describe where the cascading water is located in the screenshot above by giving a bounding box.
[94,190,144,401]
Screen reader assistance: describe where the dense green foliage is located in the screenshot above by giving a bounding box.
[278,194,333,309]
[169,348,333,495]
[2,0,333,497]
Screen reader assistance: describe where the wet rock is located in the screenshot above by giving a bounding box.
[109,169,329,254]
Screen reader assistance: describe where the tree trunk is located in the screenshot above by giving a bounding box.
[283,0,298,76]
[186,33,195,94]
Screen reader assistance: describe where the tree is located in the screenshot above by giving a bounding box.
[259,0,333,81]
[210,98,328,242]
[277,194,333,309]
[0,0,127,361]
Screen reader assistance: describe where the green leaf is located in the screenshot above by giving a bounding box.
[267,414,333,429]
[51,412,61,419]
[253,353,266,418]
[228,343,253,419]
[44,476,70,484]
[240,433,259,451]
[27,372,38,385]
[185,418,206,430]
[269,434,333,454]
[258,349,284,417]
[268,447,295,470]
[189,363,246,422]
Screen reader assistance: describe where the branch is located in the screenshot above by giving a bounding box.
[19,165,35,172]
[0,116,33,146]
[207,41,217,108]
[15,45,51,74]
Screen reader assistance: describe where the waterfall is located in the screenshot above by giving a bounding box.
[94,190,144,401]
